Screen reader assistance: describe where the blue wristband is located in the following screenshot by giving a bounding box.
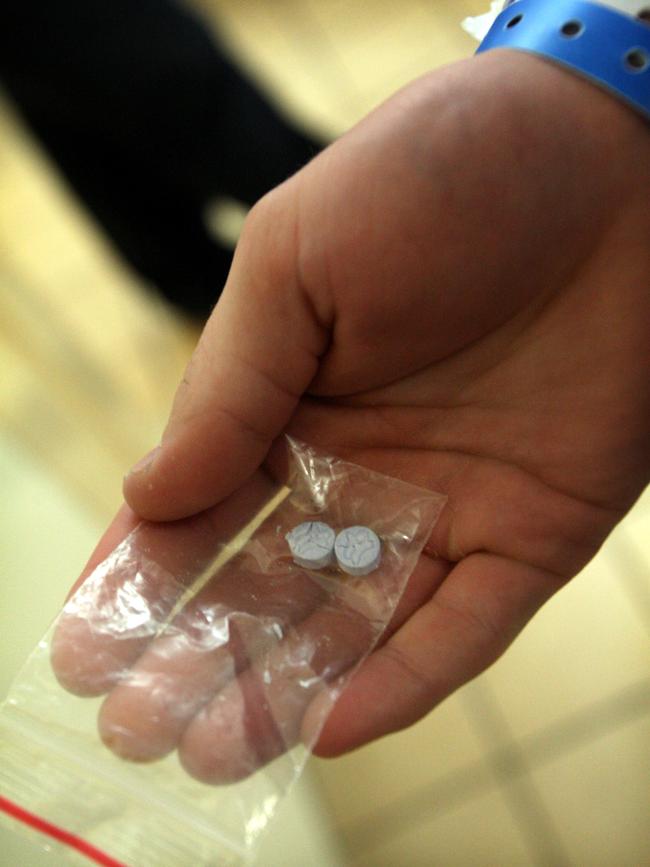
[476,0,650,119]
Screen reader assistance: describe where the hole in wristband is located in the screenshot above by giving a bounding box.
[624,47,650,71]
[638,8,650,24]
[505,13,523,29]
[560,20,584,38]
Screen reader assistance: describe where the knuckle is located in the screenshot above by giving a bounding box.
[381,642,437,698]
[432,592,505,656]
[237,186,300,291]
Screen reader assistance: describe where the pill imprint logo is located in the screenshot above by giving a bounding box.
[335,526,381,575]
[290,522,334,558]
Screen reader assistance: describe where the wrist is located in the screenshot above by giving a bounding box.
[468,46,649,154]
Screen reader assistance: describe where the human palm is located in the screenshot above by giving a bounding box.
[56,50,650,778]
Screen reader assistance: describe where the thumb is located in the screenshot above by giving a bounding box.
[123,184,329,521]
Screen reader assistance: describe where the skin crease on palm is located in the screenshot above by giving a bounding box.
[54,49,650,782]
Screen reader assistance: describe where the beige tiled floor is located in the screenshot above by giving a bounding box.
[351,785,535,867]
[1,1,649,866]
[480,533,650,742]
[531,713,650,867]
[315,689,488,832]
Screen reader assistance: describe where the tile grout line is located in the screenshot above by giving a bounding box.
[340,677,650,857]
[340,757,493,856]
[518,677,650,767]
[460,680,572,867]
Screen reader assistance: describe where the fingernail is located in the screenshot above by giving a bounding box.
[126,445,160,477]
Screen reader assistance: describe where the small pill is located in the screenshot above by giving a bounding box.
[286,521,336,569]
[334,526,381,576]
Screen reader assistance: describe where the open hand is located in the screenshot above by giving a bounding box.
[54,49,650,782]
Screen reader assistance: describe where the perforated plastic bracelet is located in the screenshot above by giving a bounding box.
[476,0,650,119]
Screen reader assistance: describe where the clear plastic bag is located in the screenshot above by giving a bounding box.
[0,438,446,866]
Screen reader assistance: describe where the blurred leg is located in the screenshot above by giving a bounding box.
[0,0,323,317]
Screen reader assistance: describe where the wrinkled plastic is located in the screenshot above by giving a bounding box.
[0,438,445,866]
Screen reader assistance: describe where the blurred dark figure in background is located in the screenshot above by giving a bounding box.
[0,0,321,318]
